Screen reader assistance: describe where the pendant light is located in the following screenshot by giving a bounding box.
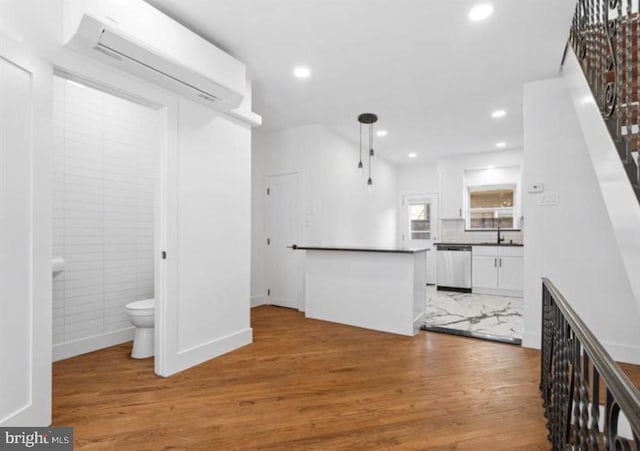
[357,122,364,176]
[357,113,378,189]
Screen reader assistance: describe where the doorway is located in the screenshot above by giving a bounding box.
[266,172,304,310]
[51,73,162,362]
[400,193,438,284]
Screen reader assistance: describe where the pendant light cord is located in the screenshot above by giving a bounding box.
[359,123,362,165]
[368,123,373,180]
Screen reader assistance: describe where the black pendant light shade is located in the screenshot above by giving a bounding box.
[358,113,378,188]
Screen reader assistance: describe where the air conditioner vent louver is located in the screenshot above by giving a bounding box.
[93,45,122,60]
[198,93,219,103]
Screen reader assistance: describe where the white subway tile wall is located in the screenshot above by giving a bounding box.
[439,218,523,244]
[52,77,157,347]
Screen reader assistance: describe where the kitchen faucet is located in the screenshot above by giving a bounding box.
[497,225,505,244]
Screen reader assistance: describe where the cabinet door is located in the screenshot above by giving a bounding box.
[497,256,523,291]
[439,170,464,219]
[472,255,498,289]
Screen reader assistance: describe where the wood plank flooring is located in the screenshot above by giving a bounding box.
[53,306,553,450]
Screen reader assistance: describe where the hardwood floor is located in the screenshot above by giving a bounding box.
[53,306,551,450]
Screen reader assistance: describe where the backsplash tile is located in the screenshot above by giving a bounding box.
[439,218,523,245]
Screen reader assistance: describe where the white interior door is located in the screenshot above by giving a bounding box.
[267,173,304,310]
[401,194,438,284]
[0,34,52,426]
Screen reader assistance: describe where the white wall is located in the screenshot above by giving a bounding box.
[251,124,398,302]
[251,133,268,306]
[523,76,640,363]
[2,0,256,376]
[397,163,439,195]
[52,76,158,360]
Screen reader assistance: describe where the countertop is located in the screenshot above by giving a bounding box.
[292,244,429,254]
[435,242,524,247]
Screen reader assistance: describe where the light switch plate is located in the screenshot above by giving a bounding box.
[528,183,544,193]
[537,191,559,206]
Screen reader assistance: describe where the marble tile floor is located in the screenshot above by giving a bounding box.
[424,286,523,344]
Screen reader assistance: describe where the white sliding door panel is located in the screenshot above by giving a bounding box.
[157,98,252,377]
[0,34,52,426]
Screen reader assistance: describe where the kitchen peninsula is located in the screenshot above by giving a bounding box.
[293,245,428,336]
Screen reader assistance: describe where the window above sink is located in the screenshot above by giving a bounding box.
[463,165,521,231]
[467,185,516,230]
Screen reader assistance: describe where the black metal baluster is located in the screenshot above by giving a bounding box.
[618,0,624,144]
[591,365,601,449]
[579,350,591,450]
[540,279,640,450]
[626,0,633,164]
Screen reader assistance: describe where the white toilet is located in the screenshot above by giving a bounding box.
[125,298,155,359]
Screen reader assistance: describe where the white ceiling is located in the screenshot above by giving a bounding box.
[147,0,576,164]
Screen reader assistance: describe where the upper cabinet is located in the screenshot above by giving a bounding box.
[439,166,464,219]
[437,152,524,224]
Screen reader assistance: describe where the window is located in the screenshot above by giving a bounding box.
[409,202,431,240]
[467,185,516,229]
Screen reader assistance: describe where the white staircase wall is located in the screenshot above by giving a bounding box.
[523,66,640,363]
[562,49,640,320]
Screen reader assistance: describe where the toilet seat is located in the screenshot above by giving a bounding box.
[126,298,154,310]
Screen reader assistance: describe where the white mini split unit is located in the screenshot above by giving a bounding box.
[63,0,246,112]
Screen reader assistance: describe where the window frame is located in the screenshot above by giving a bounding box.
[408,201,432,241]
[465,183,520,231]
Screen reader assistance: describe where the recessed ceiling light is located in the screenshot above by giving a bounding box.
[469,3,494,21]
[293,66,311,79]
[408,152,418,158]
[496,142,507,148]
[491,109,506,118]
[376,130,388,137]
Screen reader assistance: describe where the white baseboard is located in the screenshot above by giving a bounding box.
[53,327,135,362]
[522,330,640,364]
[413,312,425,335]
[522,331,541,350]
[600,340,640,364]
[473,287,523,297]
[251,294,268,308]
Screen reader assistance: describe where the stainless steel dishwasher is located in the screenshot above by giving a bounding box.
[436,244,472,291]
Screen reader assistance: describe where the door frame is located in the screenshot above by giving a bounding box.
[399,193,439,284]
[266,171,304,310]
[52,50,175,376]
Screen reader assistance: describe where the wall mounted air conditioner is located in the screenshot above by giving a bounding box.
[63,0,245,111]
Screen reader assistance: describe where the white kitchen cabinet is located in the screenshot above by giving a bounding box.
[472,246,523,296]
[439,168,464,219]
[471,254,499,289]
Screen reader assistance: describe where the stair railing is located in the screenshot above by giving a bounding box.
[569,0,640,199]
[541,278,640,449]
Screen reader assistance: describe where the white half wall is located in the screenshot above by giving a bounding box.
[523,75,640,363]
